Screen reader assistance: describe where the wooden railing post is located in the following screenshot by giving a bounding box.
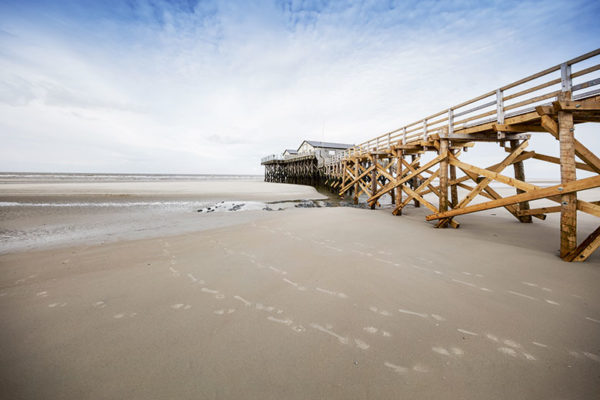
[496,89,504,124]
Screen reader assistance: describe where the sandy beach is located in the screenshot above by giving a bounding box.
[1,180,599,399]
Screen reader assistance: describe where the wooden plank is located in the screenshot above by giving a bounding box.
[426,175,600,221]
[564,226,600,262]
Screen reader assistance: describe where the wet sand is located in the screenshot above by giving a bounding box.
[0,181,327,254]
[1,182,599,399]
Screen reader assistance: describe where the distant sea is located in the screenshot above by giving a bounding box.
[0,172,263,184]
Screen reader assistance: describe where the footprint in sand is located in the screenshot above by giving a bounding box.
[432,346,463,357]
[214,308,235,315]
[113,312,137,319]
[363,326,392,337]
[369,306,392,316]
[93,301,106,309]
[171,304,192,310]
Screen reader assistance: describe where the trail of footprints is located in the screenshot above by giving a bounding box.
[27,236,598,380]
[211,235,600,372]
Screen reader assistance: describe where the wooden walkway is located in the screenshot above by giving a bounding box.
[271,49,600,262]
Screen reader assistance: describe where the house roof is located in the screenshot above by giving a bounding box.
[283,149,298,154]
[299,140,354,150]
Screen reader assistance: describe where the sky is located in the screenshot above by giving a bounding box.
[0,0,599,175]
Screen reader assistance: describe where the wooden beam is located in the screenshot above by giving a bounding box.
[448,133,530,141]
[367,154,444,204]
[394,169,439,215]
[439,139,529,227]
[516,206,559,216]
[553,98,600,112]
[564,226,600,262]
[339,164,375,195]
[493,124,546,133]
[539,114,600,174]
[426,175,600,221]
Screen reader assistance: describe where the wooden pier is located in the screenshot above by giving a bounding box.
[263,49,600,262]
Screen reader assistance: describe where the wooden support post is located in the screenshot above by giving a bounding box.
[449,149,458,208]
[438,138,449,218]
[353,161,359,204]
[411,154,420,208]
[370,154,377,210]
[559,108,577,258]
[396,149,403,215]
[389,160,396,205]
[510,140,532,223]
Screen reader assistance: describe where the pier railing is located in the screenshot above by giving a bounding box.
[332,48,600,162]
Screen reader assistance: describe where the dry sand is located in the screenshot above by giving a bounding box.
[1,181,599,399]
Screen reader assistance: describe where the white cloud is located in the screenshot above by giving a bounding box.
[0,0,598,175]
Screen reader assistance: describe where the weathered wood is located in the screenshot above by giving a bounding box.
[394,170,439,215]
[367,154,444,204]
[370,154,377,210]
[439,139,449,213]
[450,150,458,209]
[517,206,559,216]
[339,164,376,195]
[510,140,532,223]
[426,175,600,221]
[396,149,403,214]
[438,139,529,227]
[564,226,600,262]
[558,108,577,258]
[410,155,421,208]
[539,113,600,174]
[353,161,359,204]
